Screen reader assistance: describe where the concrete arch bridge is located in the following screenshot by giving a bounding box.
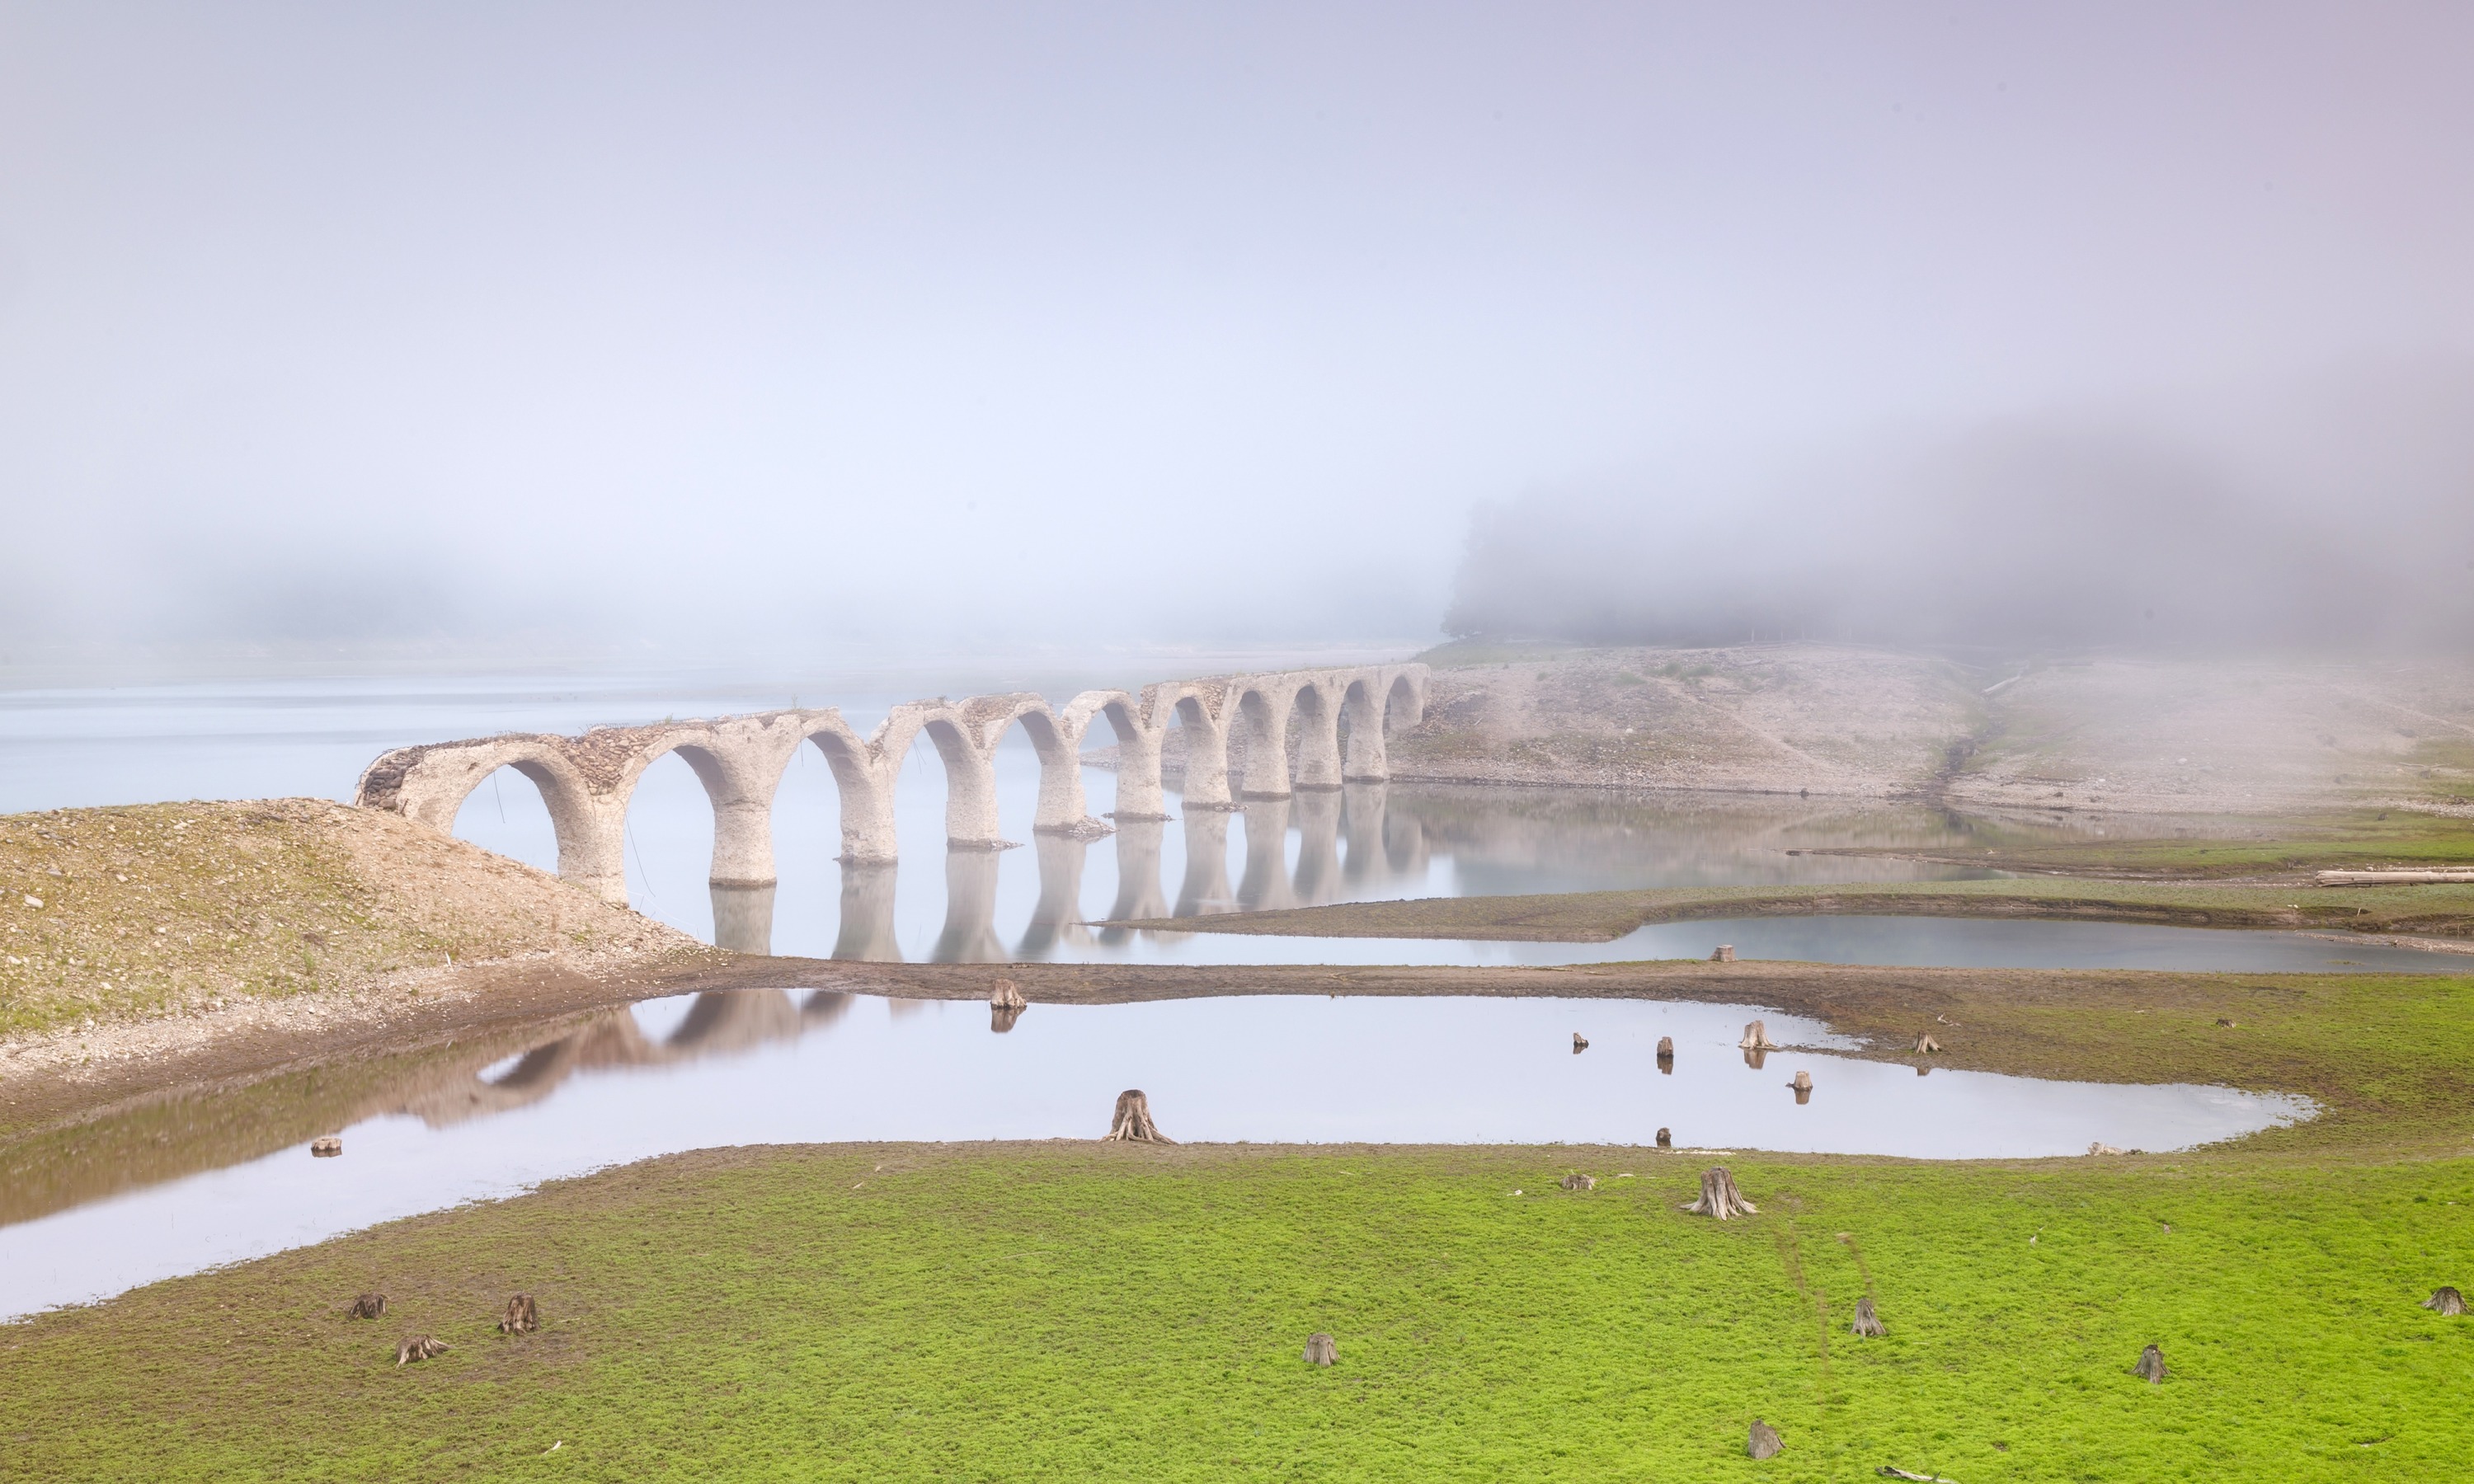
[354,664,1427,910]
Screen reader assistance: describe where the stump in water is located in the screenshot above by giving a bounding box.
[1572,1032,1589,1054]
[1656,1035,1674,1067]
[990,979,1027,1011]
[1711,944,1737,963]
[1683,1166,1758,1219]
[2132,1343,2167,1383]
[310,1136,342,1158]
[1656,1127,1672,1148]
[347,1293,387,1320]
[1747,1418,1783,1459]
[1913,1032,1941,1054]
[500,1294,539,1335]
[1739,1020,1779,1050]
[1560,1172,1596,1191]
[2423,1286,2467,1316]
[395,1335,449,1367]
[1789,1069,1814,1096]
[1303,1332,1337,1366]
[1850,1295,1885,1336]
[1103,1088,1174,1144]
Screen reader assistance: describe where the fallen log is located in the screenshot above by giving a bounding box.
[2316,868,2474,885]
[1102,1088,1174,1144]
[1877,1468,1958,1482]
[1683,1166,1758,1220]
[2424,1285,2467,1316]
[1850,1295,1884,1336]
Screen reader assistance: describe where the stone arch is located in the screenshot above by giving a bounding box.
[356,736,624,901]
[1063,688,1168,822]
[798,711,910,864]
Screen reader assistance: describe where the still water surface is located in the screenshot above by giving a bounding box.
[0,989,2312,1320]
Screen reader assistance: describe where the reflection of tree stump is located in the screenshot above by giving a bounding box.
[348,1293,387,1320]
[1850,1296,1884,1336]
[395,1335,449,1366]
[991,979,1027,1011]
[499,1294,539,1335]
[1914,1032,1940,1054]
[1711,945,1737,963]
[1738,1020,1779,1050]
[1747,1418,1783,1458]
[1560,1172,1595,1191]
[2424,1286,2467,1316]
[311,1137,342,1158]
[2132,1343,2167,1383]
[1656,1127,1672,1148]
[1303,1332,1337,1365]
[990,1003,1023,1034]
[1683,1166,1758,1219]
[1742,1047,1770,1070]
[1103,1088,1174,1143]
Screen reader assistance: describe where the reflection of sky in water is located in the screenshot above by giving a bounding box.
[0,990,2312,1322]
[2,671,2463,970]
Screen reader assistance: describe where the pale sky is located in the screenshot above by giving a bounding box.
[2,3,2469,659]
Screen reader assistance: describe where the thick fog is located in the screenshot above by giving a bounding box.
[2,4,2471,667]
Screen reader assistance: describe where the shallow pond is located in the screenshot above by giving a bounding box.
[0,989,2313,1321]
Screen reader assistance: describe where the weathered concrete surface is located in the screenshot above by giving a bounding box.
[355,665,1426,909]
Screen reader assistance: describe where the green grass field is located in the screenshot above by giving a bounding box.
[6,967,2474,1480]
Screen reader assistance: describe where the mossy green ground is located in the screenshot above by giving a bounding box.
[4,968,2473,1479]
[2,1144,2470,1481]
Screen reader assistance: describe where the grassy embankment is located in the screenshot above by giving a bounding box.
[0,801,687,1041]
[5,961,2473,1477]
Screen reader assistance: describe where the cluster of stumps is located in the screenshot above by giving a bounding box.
[346,1289,541,1367]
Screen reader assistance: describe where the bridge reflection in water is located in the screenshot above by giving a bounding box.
[706,782,1429,961]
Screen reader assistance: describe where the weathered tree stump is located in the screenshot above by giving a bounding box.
[990,978,1027,1011]
[1102,1088,1174,1143]
[1913,1032,1941,1054]
[1572,1032,1589,1053]
[395,1334,449,1366]
[1656,1127,1672,1148]
[2087,1142,2126,1156]
[1747,1418,1783,1458]
[2132,1343,2167,1383]
[1738,1020,1779,1050]
[1560,1172,1596,1191]
[2423,1286,2467,1316]
[499,1294,539,1335]
[347,1293,387,1320]
[1303,1332,1337,1366]
[1789,1069,1814,1095]
[310,1136,342,1158]
[1656,1035,1674,1062]
[1850,1295,1885,1336]
[1711,944,1737,963]
[1683,1166,1758,1219]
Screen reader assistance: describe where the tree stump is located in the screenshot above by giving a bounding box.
[1656,1035,1674,1062]
[347,1293,387,1320]
[2423,1286,2467,1316]
[1683,1166,1758,1219]
[2215,1017,2236,1029]
[310,1136,342,1158]
[1102,1088,1174,1143]
[395,1334,449,1366]
[1572,1032,1589,1054]
[2088,1142,2126,1156]
[1711,944,1737,963]
[1738,1020,1778,1050]
[2132,1343,2167,1383]
[990,979,1027,1011]
[1789,1070,1814,1094]
[1303,1332,1337,1366]
[1656,1127,1672,1148]
[1913,1032,1941,1054]
[1747,1418,1783,1458]
[1560,1172,1595,1191]
[499,1294,539,1335]
[1850,1295,1885,1336]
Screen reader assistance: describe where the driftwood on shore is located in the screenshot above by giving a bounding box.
[1102,1088,1173,1143]
[1683,1166,1757,1219]
[2316,868,2474,885]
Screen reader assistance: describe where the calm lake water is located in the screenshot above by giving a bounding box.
[0,989,2313,1321]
